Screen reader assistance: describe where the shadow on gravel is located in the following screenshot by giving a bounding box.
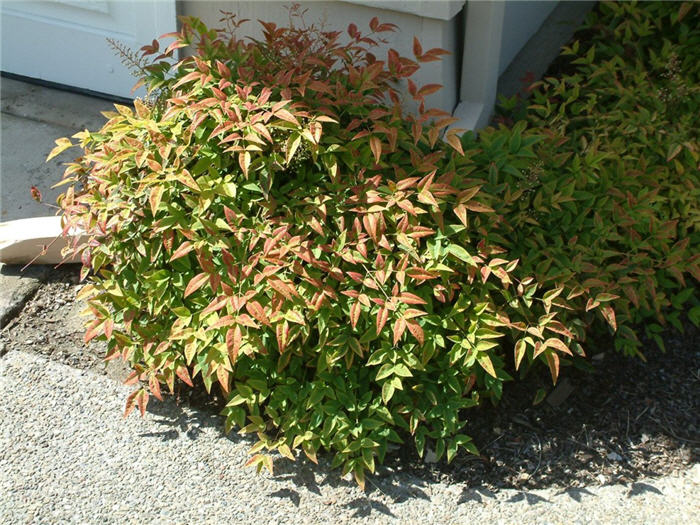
[627,482,663,497]
[344,498,396,519]
[554,486,594,502]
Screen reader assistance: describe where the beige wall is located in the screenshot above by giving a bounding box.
[178,1,463,115]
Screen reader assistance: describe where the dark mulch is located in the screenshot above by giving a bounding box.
[387,320,699,490]
[2,266,698,490]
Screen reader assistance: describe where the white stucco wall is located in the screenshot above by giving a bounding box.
[499,0,558,75]
[179,1,463,115]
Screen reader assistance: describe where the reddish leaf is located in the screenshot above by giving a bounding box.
[444,130,464,155]
[276,321,289,352]
[406,320,424,345]
[600,305,617,331]
[103,318,114,339]
[268,278,297,300]
[275,108,299,125]
[169,241,193,262]
[30,185,42,202]
[216,366,230,394]
[376,307,389,334]
[399,292,427,305]
[245,301,270,326]
[184,272,209,298]
[453,204,468,227]
[136,389,149,417]
[201,295,229,316]
[406,268,439,281]
[123,389,139,418]
[350,300,362,329]
[362,213,378,242]
[543,338,573,356]
[369,136,382,164]
[175,169,200,191]
[464,201,494,213]
[545,351,560,384]
[149,374,163,401]
[393,317,407,345]
[226,325,242,364]
[412,36,422,58]
[175,365,194,387]
[418,84,442,97]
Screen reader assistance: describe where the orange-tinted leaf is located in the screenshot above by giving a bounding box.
[149,374,163,401]
[268,278,297,300]
[600,305,617,331]
[418,84,442,97]
[169,241,193,262]
[406,320,424,345]
[369,136,382,164]
[123,389,139,418]
[406,268,439,281]
[350,300,361,329]
[149,185,164,216]
[184,272,209,298]
[412,36,422,58]
[276,321,289,352]
[464,201,494,213]
[226,325,242,364]
[376,307,389,334]
[30,185,42,203]
[453,204,468,226]
[399,292,427,305]
[201,295,229,316]
[393,317,406,345]
[445,131,464,155]
[136,388,149,417]
[245,301,270,326]
[275,108,299,125]
[477,353,497,378]
[175,169,200,191]
[216,366,230,394]
[545,351,560,384]
[544,338,573,356]
[175,365,194,387]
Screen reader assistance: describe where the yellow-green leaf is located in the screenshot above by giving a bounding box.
[46,138,73,161]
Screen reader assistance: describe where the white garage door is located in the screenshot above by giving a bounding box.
[1,0,176,98]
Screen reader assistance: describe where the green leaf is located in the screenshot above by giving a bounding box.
[446,244,477,267]
[381,382,395,404]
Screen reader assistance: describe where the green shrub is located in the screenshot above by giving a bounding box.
[52,12,535,486]
[49,2,698,486]
[489,0,699,356]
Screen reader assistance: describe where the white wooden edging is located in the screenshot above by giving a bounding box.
[0,216,85,266]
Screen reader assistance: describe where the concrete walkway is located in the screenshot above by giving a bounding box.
[1,77,113,223]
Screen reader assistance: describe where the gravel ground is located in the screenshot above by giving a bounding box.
[1,350,698,524]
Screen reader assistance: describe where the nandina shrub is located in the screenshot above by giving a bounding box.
[50,11,587,486]
[488,0,699,356]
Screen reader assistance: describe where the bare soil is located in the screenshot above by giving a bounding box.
[1,265,698,491]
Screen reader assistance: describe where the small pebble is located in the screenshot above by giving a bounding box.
[607,452,623,462]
